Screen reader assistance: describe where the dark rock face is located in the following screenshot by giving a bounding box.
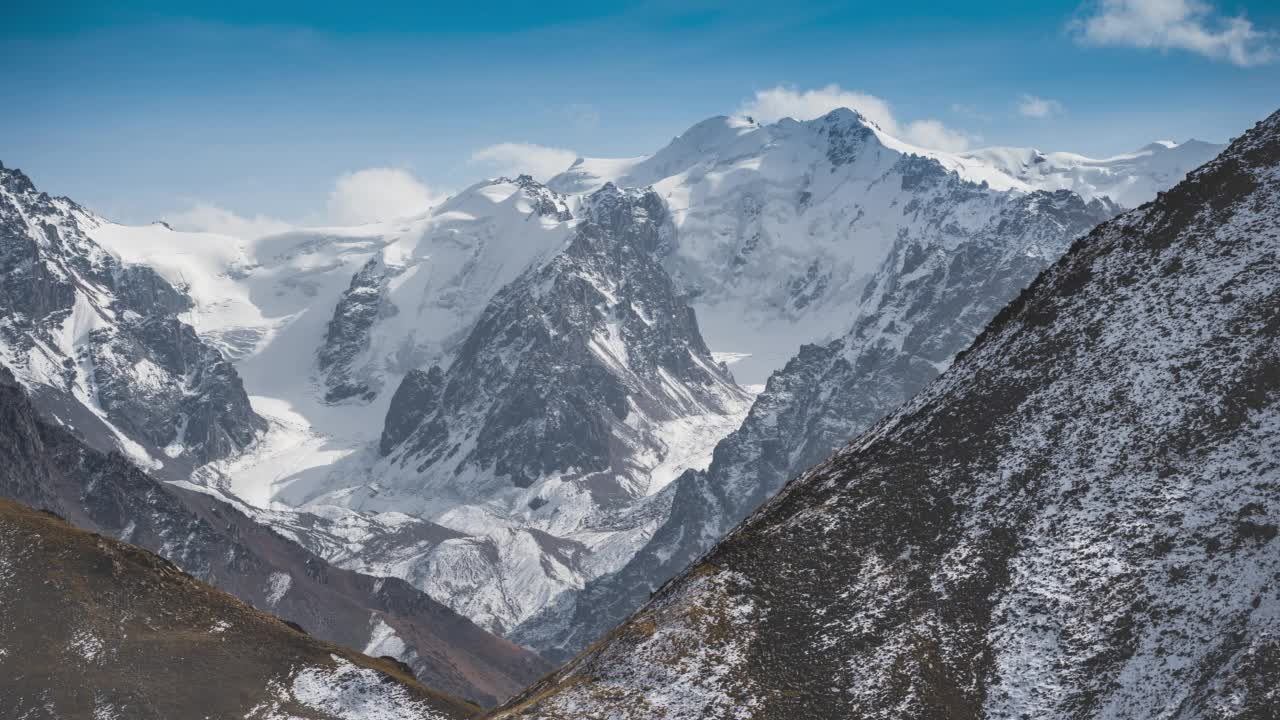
[0,366,552,707]
[493,111,1280,719]
[0,496,477,720]
[381,183,744,493]
[318,257,394,403]
[381,365,446,455]
[823,109,878,167]
[0,163,265,469]
[514,188,1119,662]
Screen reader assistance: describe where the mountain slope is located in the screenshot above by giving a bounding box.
[513,187,1119,660]
[0,496,477,720]
[0,365,551,707]
[492,109,1280,719]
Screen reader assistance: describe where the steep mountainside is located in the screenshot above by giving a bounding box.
[513,187,1119,660]
[374,183,745,497]
[492,109,1280,719]
[0,497,476,720]
[0,365,551,707]
[0,162,265,474]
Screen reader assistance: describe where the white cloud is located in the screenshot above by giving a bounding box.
[736,85,976,151]
[1018,94,1065,119]
[164,202,292,239]
[470,142,580,181]
[164,167,445,237]
[1073,0,1275,66]
[326,168,445,225]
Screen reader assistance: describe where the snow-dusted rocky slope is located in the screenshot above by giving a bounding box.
[512,186,1119,660]
[492,108,1280,719]
[0,365,551,706]
[0,496,477,720]
[0,163,265,474]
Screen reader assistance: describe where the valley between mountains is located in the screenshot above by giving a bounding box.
[6,101,1274,719]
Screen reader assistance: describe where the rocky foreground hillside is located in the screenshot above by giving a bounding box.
[491,109,1280,719]
[0,365,550,707]
[0,497,477,720]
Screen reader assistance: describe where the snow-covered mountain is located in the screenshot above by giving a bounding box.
[547,109,1217,383]
[0,162,265,474]
[491,107,1280,720]
[306,184,752,634]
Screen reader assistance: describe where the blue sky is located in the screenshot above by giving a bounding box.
[3,0,1278,228]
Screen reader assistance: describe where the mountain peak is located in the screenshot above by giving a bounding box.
[816,106,877,130]
[0,162,37,195]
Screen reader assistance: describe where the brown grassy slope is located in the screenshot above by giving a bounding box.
[0,497,481,720]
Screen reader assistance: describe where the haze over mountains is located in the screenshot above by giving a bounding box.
[4,97,1268,717]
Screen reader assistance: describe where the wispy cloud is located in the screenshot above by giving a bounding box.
[326,168,445,225]
[1072,0,1275,66]
[164,202,293,239]
[470,143,579,181]
[165,167,444,236]
[1018,94,1065,119]
[736,85,977,152]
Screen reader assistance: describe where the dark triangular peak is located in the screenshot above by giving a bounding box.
[378,182,745,496]
[490,109,1280,719]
